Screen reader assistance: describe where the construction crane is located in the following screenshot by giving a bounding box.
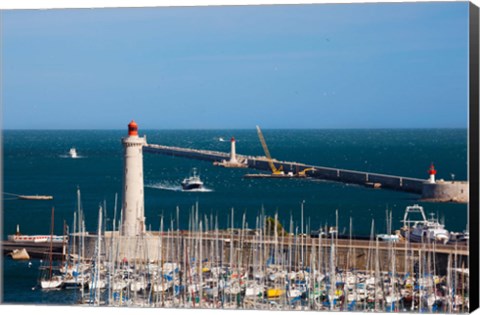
[298,167,316,177]
[256,125,284,175]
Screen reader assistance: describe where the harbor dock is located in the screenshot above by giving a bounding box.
[78,230,468,273]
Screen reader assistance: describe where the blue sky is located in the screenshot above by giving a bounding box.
[2,2,470,129]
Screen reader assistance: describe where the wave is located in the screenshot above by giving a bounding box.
[146,182,213,193]
[58,155,86,159]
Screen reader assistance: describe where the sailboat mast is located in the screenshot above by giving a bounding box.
[48,207,55,281]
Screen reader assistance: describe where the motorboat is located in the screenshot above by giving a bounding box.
[181,168,204,191]
[69,148,78,158]
[376,234,400,242]
[400,204,450,244]
[449,231,469,243]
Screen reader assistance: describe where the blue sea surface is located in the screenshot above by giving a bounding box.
[1,128,468,304]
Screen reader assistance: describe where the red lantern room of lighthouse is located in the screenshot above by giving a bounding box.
[128,120,139,136]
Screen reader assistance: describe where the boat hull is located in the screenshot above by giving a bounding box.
[181,183,203,190]
[41,278,64,289]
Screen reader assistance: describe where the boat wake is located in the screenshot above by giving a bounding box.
[146,182,213,193]
[58,155,86,159]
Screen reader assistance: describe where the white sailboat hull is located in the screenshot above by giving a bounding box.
[41,278,64,289]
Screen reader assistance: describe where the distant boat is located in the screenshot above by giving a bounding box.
[69,148,78,158]
[181,168,204,191]
[18,195,53,200]
[218,137,226,142]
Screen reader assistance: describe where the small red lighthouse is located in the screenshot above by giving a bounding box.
[428,163,437,183]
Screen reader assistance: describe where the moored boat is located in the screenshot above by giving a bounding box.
[41,276,64,289]
[8,248,30,260]
[400,204,450,244]
[8,225,66,243]
[39,207,65,290]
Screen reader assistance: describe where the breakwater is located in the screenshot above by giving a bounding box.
[143,142,469,202]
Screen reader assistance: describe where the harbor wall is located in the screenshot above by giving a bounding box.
[145,144,426,194]
[80,232,468,276]
[246,158,425,194]
[145,144,470,201]
[422,181,469,203]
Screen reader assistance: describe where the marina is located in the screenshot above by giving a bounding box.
[13,201,469,312]
[1,2,475,311]
[2,122,470,312]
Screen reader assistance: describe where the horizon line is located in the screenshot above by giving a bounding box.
[1,126,469,131]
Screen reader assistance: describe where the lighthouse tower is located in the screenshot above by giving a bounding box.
[121,120,147,237]
[230,137,238,163]
[428,163,437,183]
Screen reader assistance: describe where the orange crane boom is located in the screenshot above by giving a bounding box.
[256,126,284,175]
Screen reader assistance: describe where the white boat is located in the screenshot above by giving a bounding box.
[39,207,65,290]
[8,225,66,243]
[69,148,78,158]
[181,168,204,191]
[112,279,128,291]
[401,204,450,244]
[41,276,64,289]
[449,231,469,243]
[63,273,89,289]
[8,248,30,260]
[377,234,399,242]
[129,278,147,292]
[18,195,53,200]
[88,278,107,290]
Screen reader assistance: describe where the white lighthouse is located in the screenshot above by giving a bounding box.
[121,120,147,237]
[230,137,238,163]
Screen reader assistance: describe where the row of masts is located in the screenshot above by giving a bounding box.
[38,189,469,312]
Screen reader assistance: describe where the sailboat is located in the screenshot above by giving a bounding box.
[40,207,64,289]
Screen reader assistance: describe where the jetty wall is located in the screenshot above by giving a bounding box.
[422,181,469,203]
[144,144,426,194]
[81,232,468,276]
[246,158,425,194]
[144,143,469,202]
